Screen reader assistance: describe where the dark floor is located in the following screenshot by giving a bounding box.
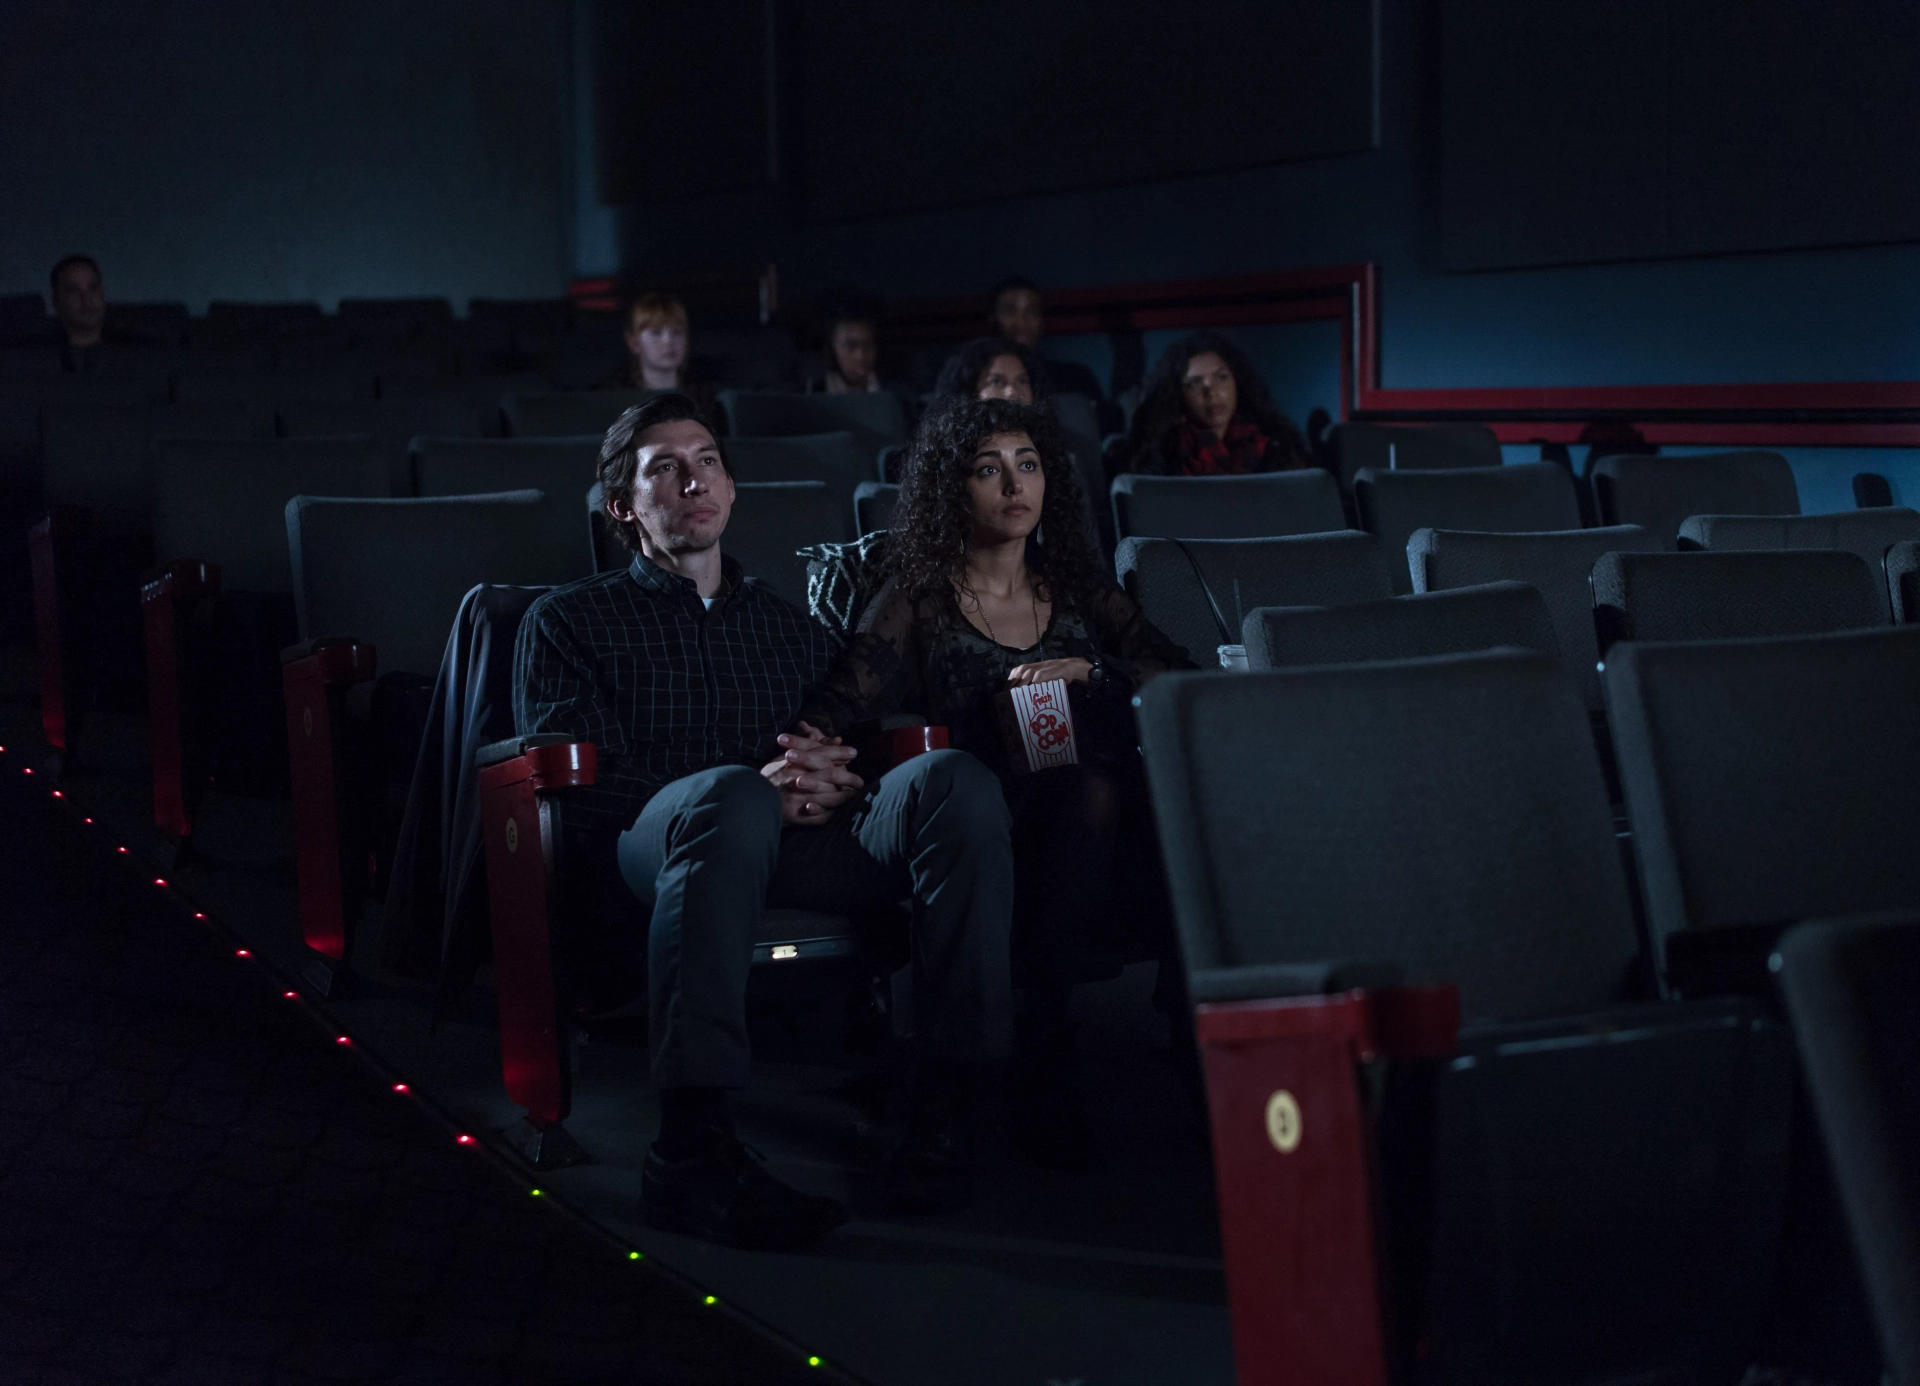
[0,759,828,1386]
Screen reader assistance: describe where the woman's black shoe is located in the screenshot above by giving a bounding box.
[641,1133,847,1250]
[883,1112,974,1215]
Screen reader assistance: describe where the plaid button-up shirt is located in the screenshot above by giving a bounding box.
[513,552,838,831]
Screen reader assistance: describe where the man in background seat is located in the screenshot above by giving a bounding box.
[514,393,1014,1249]
[988,275,1107,409]
[42,254,154,368]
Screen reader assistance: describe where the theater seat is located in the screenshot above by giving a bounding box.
[718,389,909,456]
[1326,421,1502,490]
[145,438,388,839]
[854,481,898,535]
[1590,549,1884,655]
[411,438,599,579]
[502,389,659,439]
[723,481,852,606]
[1775,911,1920,1386]
[280,394,481,492]
[1677,508,1920,621]
[281,491,576,990]
[1115,532,1394,668]
[1241,581,1559,672]
[32,401,260,756]
[1110,469,1347,542]
[1355,463,1583,593]
[1605,626,1920,991]
[1409,524,1663,710]
[1137,652,1789,1385]
[724,431,868,507]
[1590,450,1799,545]
[1888,540,1920,623]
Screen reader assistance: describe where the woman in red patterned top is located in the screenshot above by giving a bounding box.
[1121,329,1313,476]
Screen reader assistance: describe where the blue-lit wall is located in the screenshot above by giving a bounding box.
[0,1,573,311]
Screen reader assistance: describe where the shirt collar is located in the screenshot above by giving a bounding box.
[626,549,749,608]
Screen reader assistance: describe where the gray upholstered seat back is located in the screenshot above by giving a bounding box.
[1590,451,1799,545]
[1355,463,1584,593]
[1775,910,1920,1386]
[501,389,661,440]
[1116,532,1393,663]
[853,481,898,535]
[1678,509,1920,622]
[156,438,388,592]
[722,480,852,608]
[718,390,908,454]
[286,490,563,675]
[1409,524,1662,708]
[1888,540,1920,624]
[1242,581,1560,673]
[724,431,868,505]
[1328,421,1502,489]
[413,438,602,580]
[1110,469,1346,542]
[1606,627,1920,951]
[1591,549,1884,655]
[1137,651,1639,1021]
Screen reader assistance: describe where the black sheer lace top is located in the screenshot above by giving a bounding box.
[797,576,1194,776]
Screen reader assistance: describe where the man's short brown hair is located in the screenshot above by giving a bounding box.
[597,393,728,552]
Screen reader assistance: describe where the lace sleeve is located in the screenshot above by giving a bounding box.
[794,577,922,737]
[1090,584,1196,684]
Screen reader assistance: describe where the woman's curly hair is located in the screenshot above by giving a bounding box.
[1121,329,1310,474]
[887,396,1108,616]
[932,336,1052,401]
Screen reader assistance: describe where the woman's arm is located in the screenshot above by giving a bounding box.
[792,579,920,737]
[1090,584,1197,685]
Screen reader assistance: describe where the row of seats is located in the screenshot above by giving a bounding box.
[1138,615,1920,1381]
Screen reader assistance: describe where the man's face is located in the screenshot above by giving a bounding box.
[831,321,876,387]
[991,287,1043,347]
[608,417,734,558]
[54,262,106,340]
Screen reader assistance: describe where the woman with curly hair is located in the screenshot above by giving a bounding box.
[932,335,1051,405]
[795,396,1191,1166]
[1122,329,1313,475]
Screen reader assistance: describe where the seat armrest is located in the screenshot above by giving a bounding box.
[280,637,377,682]
[141,558,222,603]
[476,738,597,793]
[1666,921,1790,999]
[1190,959,1404,1004]
[1195,982,1459,1062]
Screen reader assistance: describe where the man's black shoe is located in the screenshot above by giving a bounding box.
[641,1133,847,1250]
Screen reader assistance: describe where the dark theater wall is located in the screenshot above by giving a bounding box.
[598,0,1920,411]
[0,0,572,309]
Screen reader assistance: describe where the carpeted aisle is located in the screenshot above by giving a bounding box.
[0,765,826,1385]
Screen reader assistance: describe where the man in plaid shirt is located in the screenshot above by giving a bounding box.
[515,394,1013,1249]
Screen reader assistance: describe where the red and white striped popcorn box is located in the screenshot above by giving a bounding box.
[995,678,1080,774]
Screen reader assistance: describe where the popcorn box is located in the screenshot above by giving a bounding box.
[994,678,1080,774]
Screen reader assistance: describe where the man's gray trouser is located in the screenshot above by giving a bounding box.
[616,749,1014,1089]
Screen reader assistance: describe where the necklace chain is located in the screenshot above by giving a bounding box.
[972,579,1044,650]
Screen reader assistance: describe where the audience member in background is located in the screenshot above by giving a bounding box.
[798,397,1191,1168]
[933,336,1050,405]
[1121,330,1312,475]
[515,393,1015,1243]
[988,277,1105,406]
[810,297,884,395]
[609,292,720,424]
[43,254,152,369]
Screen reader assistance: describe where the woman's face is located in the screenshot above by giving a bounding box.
[832,320,877,387]
[976,353,1033,404]
[965,430,1045,545]
[628,321,688,374]
[1181,350,1238,437]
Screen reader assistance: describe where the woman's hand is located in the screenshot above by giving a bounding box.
[1007,658,1093,687]
[761,720,862,827]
